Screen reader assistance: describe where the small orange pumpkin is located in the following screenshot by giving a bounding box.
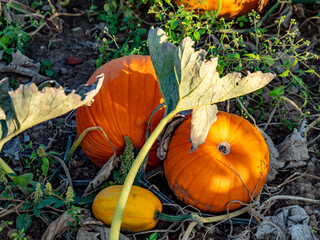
[173,0,269,19]
[76,55,164,169]
[164,111,269,213]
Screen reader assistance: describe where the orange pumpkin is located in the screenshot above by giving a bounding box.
[76,55,164,169]
[173,0,269,19]
[164,111,269,213]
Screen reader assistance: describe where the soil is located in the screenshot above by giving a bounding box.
[0,0,319,240]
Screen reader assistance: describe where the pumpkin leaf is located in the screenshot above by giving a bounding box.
[0,74,104,151]
[148,28,275,152]
[148,28,178,115]
[190,104,218,152]
[148,27,276,113]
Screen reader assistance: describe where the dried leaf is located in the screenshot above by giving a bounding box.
[41,208,91,240]
[77,219,129,240]
[190,104,218,152]
[277,129,309,168]
[0,50,48,84]
[157,112,190,160]
[82,154,120,197]
[0,74,104,151]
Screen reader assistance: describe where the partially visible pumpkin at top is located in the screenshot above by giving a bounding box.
[173,0,269,19]
[164,111,270,213]
[76,55,165,169]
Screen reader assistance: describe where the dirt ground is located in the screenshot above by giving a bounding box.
[0,0,319,239]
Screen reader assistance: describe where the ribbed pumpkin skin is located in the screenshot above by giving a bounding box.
[76,55,164,169]
[173,0,269,19]
[164,111,269,213]
[92,185,162,232]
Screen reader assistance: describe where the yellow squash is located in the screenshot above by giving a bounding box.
[92,185,162,232]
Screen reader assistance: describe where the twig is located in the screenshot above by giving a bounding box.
[304,116,320,139]
[261,195,320,208]
[182,221,198,240]
[308,134,320,145]
[263,98,281,131]
[48,154,73,190]
[299,16,320,29]
[277,172,320,189]
[236,98,257,126]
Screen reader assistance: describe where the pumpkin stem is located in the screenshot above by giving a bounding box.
[217,142,231,155]
[154,210,196,222]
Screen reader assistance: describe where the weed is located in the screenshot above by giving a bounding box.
[67,205,82,230]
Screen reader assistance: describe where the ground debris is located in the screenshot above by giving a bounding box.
[255,205,317,240]
[77,218,129,240]
[41,208,90,240]
[277,128,310,168]
[0,50,48,84]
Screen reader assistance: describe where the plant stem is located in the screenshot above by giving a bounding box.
[155,211,197,222]
[0,157,30,194]
[109,109,178,240]
[215,0,222,18]
[0,157,15,177]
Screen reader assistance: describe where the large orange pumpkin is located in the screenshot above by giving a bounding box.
[173,0,269,19]
[164,111,269,213]
[76,55,164,169]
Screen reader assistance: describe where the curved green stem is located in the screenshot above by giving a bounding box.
[67,126,115,161]
[109,109,178,240]
[215,0,222,18]
[0,157,15,177]
[0,157,30,194]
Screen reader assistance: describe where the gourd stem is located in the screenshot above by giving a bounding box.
[110,109,178,240]
[155,211,197,222]
[215,0,222,18]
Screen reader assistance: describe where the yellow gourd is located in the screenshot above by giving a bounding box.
[92,185,162,232]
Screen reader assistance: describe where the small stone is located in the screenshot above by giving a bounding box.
[309,214,317,227]
[65,57,82,65]
[304,206,313,215]
[306,193,315,199]
[42,4,51,11]
[59,67,69,75]
[290,85,299,94]
[23,134,30,143]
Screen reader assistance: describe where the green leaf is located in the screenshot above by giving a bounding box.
[148,28,178,115]
[147,232,158,240]
[13,173,33,187]
[278,69,289,77]
[193,31,201,41]
[33,203,41,217]
[269,86,285,97]
[16,213,32,232]
[0,35,10,46]
[37,196,60,209]
[0,74,104,151]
